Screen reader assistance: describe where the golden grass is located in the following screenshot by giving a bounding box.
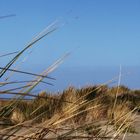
[0,85,139,139]
[0,21,140,139]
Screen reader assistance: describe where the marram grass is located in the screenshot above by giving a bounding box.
[0,85,140,139]
[0,21,140,139]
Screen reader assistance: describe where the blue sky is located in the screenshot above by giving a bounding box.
[0,0,140,90]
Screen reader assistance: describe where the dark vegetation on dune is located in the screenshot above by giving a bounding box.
[0,85,140,139]
[1,85,140,125]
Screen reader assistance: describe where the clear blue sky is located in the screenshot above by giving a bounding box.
[0,0,140,90]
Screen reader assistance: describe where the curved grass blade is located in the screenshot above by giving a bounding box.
[0,51,19,58]
[0,21,59,78]
[2,85,32,92]
[24,52,71,93]
[0,80,53,87]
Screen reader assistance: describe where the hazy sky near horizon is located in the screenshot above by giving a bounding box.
[0,0,140,90]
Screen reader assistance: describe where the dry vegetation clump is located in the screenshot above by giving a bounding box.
[0,85,137,140]
[10,108,25,124]
[0,100,9,107]
[0,86,140,138]
[107,101,132,123]
[58,86,78,111]
[0,86,139,139]
[2,85,139,126]
[107,85,130,97]
[0,23,140,139]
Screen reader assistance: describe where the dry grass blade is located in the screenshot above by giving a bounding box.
[0,91,45,98]
[103,66,122,136]
[0,80,53,87]
[0,66,55,80]
[48,95,103,127]
[46,78,117,126]
[24,52,70,93]
[0,21,59,78]
[2,85,32,92]
[104,106,138,139]
[0,17,139,140]
[51,105,101,126]
[0,51,19,58]
[59,74,124,116]
[111,65,122,118]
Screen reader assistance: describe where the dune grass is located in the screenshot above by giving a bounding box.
[0,85,140,139]
[0,21,140,139]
